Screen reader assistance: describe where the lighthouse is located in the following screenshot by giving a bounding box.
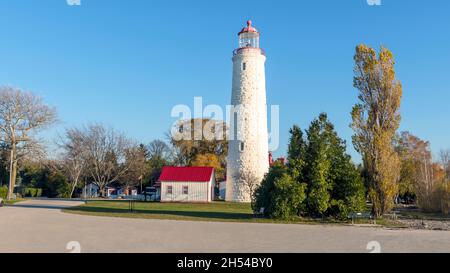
[226,20,269,203]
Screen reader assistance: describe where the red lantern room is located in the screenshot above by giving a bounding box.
[234,20,265,57]
[238,20,260,48]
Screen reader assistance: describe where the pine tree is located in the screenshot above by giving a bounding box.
[327,122,366,219]
[253,162,288,215]
[305,113,365,218]
[271,174,307,220]
[304,114,332,216]
[287,125,306,182]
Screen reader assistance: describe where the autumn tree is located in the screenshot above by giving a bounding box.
[170,118,227,181]
[397,132,449,212]
[439,149,450,180]
[0,87,57,200]
[192,153,224,181]
[351,45,403,217]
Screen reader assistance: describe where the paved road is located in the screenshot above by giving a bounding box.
[0,199,449,253]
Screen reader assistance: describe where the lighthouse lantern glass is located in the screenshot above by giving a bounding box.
[239,32,259,49]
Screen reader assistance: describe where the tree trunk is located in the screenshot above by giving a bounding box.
[70,179,78,199]
[7,145,16,200]
[99,184,106,198]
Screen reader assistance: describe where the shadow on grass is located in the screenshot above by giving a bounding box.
[65,206,255,221]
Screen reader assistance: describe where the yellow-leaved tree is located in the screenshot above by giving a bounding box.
[351,45,403,217]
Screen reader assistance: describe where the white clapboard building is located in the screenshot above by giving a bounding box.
[156,166,216,203]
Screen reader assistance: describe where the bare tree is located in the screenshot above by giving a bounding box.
[0,87,56,200]
[147,140,170,161]
[122,144,149,193]
[76,124,133,197]
[234,170,262,205]
[58,128,88,198]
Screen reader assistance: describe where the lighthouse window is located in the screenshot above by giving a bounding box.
[242,62,247,71]
[240,142,245,152]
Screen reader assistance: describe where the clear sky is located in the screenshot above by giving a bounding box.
[1,0,449,161]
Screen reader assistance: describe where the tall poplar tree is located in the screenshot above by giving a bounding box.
[351,44,403,217]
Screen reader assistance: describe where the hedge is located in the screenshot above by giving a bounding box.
[0,186,8,199]
[22,188,43,198]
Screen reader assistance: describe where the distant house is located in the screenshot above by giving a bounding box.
[83,183,137,199]
[156,166,216,203]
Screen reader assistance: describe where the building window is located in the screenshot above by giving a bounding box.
[242,62,246,71]
[167,186,173,195]
[183,186,189,195]
[240,142,245,152]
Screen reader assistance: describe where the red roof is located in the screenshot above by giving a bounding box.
[158,166,214,183]
[238,20,259,35]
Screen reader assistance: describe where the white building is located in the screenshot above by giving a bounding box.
[157,166,216,203]
[226,21,270,203]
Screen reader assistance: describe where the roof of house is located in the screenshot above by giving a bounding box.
[158,166,215,183]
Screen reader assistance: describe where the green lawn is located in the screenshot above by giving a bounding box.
[395,208,450,221]
[64,200,405,227]
[64,201,268,223]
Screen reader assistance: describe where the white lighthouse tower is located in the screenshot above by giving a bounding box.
[226,20,269,203]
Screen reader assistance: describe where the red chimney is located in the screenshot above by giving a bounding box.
[269,152,274,166]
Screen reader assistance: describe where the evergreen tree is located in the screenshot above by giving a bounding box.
[304,113,365,218]
[287,125,306,182]
[253,162,288,215]
[254,113,366,220]
[271,174,307,220]
[327,125,366,219]
[304,114,332,216]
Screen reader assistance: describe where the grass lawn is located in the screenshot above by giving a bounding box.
[395,207,450,221]
[64,201,270,223]
[63,200,408,228]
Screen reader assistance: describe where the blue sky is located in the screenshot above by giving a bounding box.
[0,0,449,161]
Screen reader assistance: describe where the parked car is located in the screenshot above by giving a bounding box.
[142,187,160,202]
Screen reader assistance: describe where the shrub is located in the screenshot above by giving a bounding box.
[22,188,43,197]
[0,186,8,199]
[253,162,288,215]
[254,163,307,220]
[47,171,70,198]
[430,183,450,214]
[271,174,307,220]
